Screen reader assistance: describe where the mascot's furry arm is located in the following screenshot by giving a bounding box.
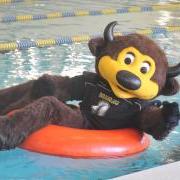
[0,75,84,115]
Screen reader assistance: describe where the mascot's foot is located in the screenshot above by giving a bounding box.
[153,102,180,140]
[0,115,22,150]
[0,115,10,150]
[0,135,8,150]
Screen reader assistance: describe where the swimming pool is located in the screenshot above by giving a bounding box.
[0,0,179,179]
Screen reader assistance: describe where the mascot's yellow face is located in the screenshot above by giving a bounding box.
[98,47,159,100]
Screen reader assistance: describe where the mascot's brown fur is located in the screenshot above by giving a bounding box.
[0,21,179,150]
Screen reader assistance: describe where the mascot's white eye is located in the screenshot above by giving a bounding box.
[124,53,135,65]
[140,62,150,74]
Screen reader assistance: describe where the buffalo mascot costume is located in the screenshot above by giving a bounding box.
[0,21,180,150]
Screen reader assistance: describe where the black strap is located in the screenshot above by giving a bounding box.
[133,99,162,111]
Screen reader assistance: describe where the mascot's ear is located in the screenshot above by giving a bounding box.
[161,63,180,96]
[88,37,105,56]
[88,21,118,56]
[161,78,179,96]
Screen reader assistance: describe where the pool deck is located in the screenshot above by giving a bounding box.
[113,161,180,180]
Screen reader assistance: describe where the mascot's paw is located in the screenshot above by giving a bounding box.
[162,102,180,128]
[153,102,180,140]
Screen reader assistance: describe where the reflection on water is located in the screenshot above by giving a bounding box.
[156,11,172,26]
[165,148,180,163]
[0,33,179,87]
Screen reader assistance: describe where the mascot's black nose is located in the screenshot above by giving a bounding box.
[116,71,141,90]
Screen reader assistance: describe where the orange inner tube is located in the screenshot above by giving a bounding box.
[20,125,150,158]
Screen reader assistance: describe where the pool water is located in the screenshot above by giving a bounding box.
[0,36,179,179]
[0,0,180,179]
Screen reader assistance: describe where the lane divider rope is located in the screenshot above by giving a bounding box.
[0,0,25,4]
[0,25,180,52]
[1,3,180,23]
[0,0,44,4]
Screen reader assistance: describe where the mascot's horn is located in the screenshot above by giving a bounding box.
[104,21,118,42]
[167,63,180,78]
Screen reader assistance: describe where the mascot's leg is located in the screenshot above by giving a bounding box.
[0,96,84,150]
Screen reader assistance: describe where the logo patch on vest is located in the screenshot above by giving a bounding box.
[98,92,120,105]
[91,101,110,117]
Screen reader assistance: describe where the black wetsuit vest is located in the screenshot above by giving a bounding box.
[80,72,145,129]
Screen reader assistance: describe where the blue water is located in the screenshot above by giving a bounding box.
[0,35,179,179]
[0,0,180,179]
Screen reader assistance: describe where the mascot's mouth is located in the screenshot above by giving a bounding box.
[117,84,130,93]
[108,81,136,99]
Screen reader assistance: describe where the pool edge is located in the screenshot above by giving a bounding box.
[112,161,180,180]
